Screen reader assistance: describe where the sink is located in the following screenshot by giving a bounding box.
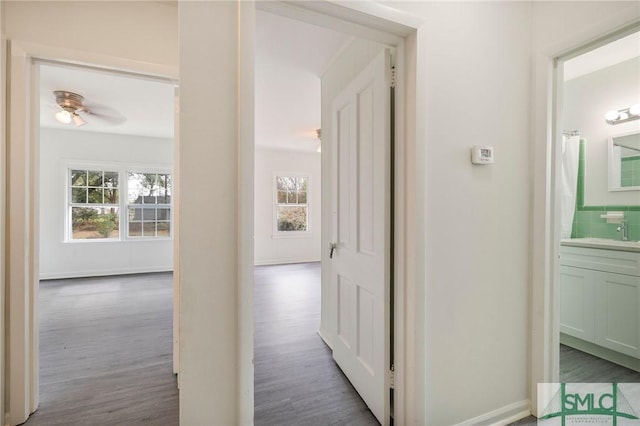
[561,237,640,253]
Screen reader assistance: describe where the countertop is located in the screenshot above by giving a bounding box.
[561,238,640,253]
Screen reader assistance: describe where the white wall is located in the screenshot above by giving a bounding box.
[254,147,321,265]
[39,128,173,279]
[412,3,532,423]
[179,2,245,424]
[385,2,640,422]
[564,57,640,205]
[3,1,177,72]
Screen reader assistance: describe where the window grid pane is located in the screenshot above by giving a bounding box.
[71,207,119,239]
[277,206,307,231]
[275,176,308,232]
[69,169,119,240]
[127,171,172,238]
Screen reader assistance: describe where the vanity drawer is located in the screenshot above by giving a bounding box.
[560,246,640,277]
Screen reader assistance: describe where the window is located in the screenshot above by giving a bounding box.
[127,172,172,238]
[66,166,172,242]
[69,169,120,240]
[275,176,308,232]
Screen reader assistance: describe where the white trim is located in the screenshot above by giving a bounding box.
[530,16,640,418]
[255,145,321,155]
[270,233,313,239]
[6,39,39,425]
[0,33,7,426]
[256,1,407,47]
[608,129,640,193]
[5,39,177,426]
[254,258,320,267]
[40,267,173,281]
[238,3,256,424]
[14,41,177,82]
[241,2,421,425]
[454,400,530,426]
[392,37,408,426]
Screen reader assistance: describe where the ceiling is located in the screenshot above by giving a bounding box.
[255,10,350,152]
[39,63,175,139]
[38,9,349,153]
[564,31,640,81]
[38,20,637,148]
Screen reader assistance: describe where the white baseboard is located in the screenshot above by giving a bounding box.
[455,399,530,426]
[254,258,320,266]
[40,266,173,280]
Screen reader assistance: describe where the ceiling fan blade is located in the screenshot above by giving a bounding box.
[81,104,127,126]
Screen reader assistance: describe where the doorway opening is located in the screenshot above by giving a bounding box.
[12,57,179,425]
[252,5,402,425]
[553,26,640,384]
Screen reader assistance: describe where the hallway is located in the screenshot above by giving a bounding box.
[254,262,379,426]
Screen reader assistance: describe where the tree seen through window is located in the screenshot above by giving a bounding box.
[276,176,308,232]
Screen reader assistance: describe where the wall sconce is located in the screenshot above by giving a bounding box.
[605,104,640,125]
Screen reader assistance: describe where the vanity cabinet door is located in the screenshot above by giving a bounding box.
[594,272,640,358]
[560,266,596,342]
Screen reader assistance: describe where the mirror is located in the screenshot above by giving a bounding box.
[608,131,640,191]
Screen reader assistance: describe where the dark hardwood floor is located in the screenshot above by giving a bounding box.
[25,264,375,426]
[23,273,178,426]
[254,262,379,426]
[509,344,640,425]
[33,265,636,425]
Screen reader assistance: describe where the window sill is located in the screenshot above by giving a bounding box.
[271,232,312,239]
[64,237,173,243]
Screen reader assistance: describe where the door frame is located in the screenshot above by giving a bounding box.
[530,17,640,417]
[4,40,178,425]
[242,2,425,424]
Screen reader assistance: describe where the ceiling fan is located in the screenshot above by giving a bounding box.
[53,91,88,126]
[52,90,126,127]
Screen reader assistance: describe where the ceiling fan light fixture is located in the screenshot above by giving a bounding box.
[55,109,73,124]
[72,113,86,127]
[53,91,88,127]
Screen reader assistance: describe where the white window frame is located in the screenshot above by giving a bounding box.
[125,168,173,240]
[65,161,122,242]
[272,172,311,238]
[64,161,173,243]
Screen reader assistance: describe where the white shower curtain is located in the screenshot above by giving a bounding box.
[561,135,581,239]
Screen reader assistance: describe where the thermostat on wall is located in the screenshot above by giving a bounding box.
[471,145,494,165]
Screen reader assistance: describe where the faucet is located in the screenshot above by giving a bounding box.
[617,220,629,241]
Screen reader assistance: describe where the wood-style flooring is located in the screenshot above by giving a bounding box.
[254,262,379,426]
[509,344,640,425]
[24,264,376,426]
[31,264,633,426]
[22,273,178,426]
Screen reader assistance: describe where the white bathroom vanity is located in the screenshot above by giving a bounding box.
[560,238,640,371]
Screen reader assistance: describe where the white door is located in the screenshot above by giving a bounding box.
[330,49,391,425]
